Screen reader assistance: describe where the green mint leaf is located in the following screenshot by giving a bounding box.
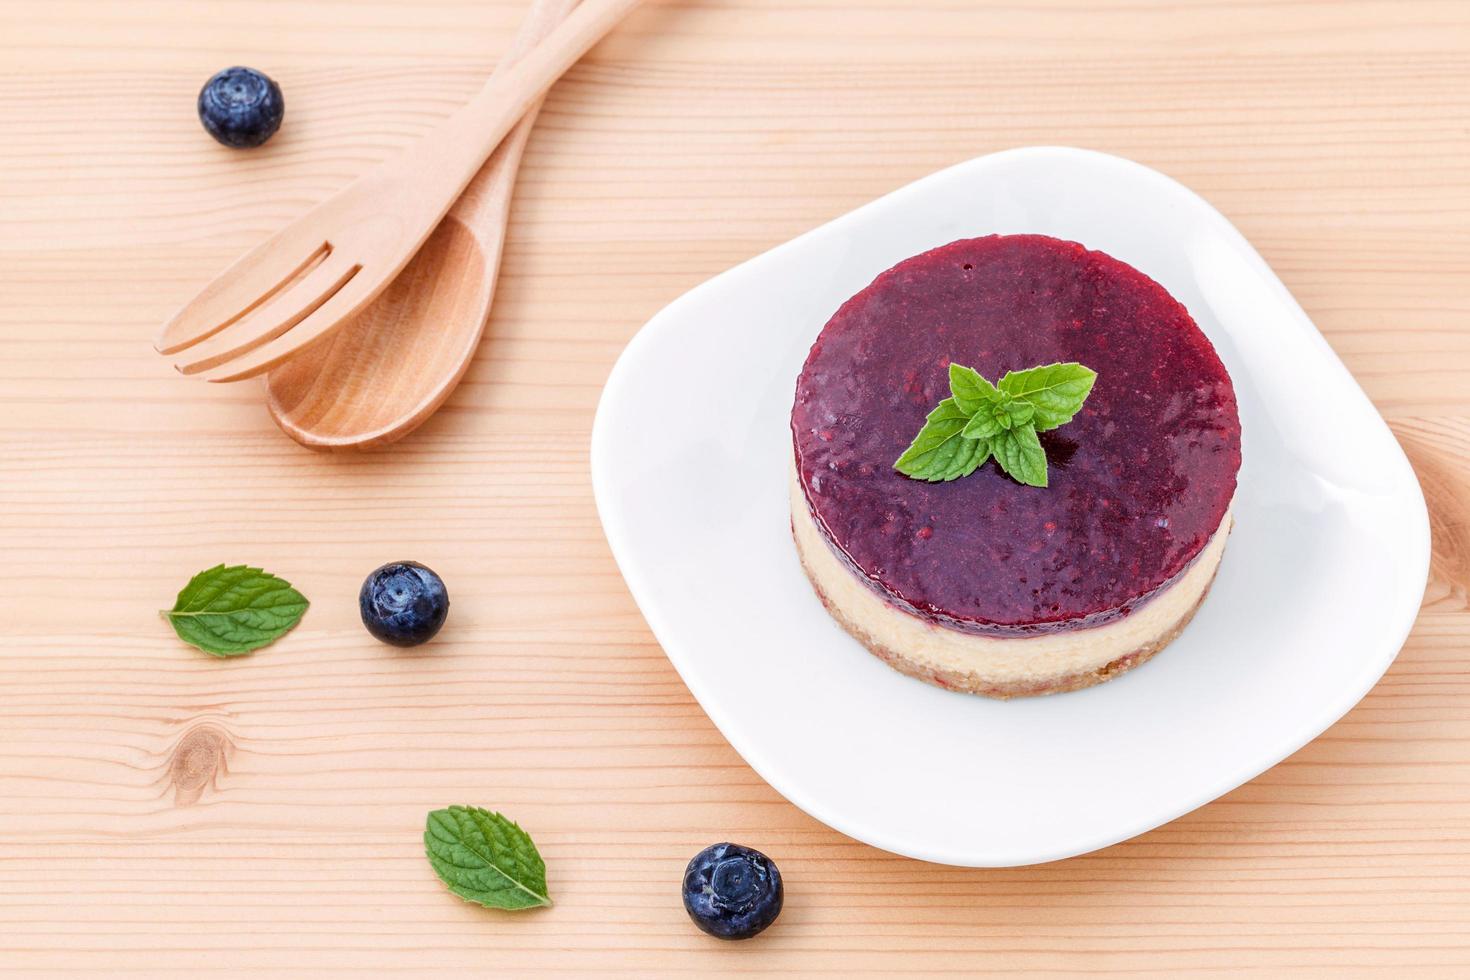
[893,360,1093,487]
[163,564,308,657]
[425,806,550,911]
[997,362,1097,431]
[955,438,993,479]
[948,363,1000,416]
[991,424,1048,487]
[895,398,991,481]
[960,410,1003,440]
[1002,398,1035,427]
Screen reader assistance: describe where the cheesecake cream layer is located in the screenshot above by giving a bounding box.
[790,466,1231,691]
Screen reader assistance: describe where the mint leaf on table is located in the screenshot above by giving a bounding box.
[893,397,993,482]
[998,362,1097,431]
[163,564,308,657]
[425,806,551,911]
[894,361,1095,486]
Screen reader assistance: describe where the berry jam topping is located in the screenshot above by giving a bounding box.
[792,234,1240,635]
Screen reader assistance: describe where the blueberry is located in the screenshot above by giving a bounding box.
[198,67,284,148]
[358,562,449,647]
[682,842,783,940]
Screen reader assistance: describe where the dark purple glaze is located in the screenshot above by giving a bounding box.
[792,235,1241,635]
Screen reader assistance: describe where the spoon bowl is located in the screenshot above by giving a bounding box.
[266,182,498,448]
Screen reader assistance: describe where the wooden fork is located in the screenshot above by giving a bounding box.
[264,0,578,449]
[155,0,643,383]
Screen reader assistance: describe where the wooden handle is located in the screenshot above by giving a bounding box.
[501,0,586,67]
[458,0,639,146]
[400,0,643,217]
[452,0,582,225]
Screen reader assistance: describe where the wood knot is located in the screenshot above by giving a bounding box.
[168,723,233,806]
[1397,423,1470,608]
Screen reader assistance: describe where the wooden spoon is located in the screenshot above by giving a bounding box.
[265,0,579,449]
[157,0,639,382]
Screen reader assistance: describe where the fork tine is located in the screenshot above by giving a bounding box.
[172,254,361,376]
[156,237,334,355]
[183,269,381,382]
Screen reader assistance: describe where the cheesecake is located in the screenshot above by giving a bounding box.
[790,234,1241,698]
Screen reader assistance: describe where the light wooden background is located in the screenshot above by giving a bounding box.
[1,0,1467,974]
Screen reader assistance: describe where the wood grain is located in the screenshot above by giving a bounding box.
[1,0,1468,974]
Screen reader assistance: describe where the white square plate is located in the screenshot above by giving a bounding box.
[591,147,1429,867]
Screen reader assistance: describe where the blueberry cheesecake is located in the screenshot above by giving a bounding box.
[790,234,1241,698]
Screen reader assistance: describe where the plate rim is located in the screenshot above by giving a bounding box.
[590,145,1432,866]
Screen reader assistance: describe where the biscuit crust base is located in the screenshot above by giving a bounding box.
[792,519,1221,700]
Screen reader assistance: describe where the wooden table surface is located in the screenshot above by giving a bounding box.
[3,0,1468,974]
